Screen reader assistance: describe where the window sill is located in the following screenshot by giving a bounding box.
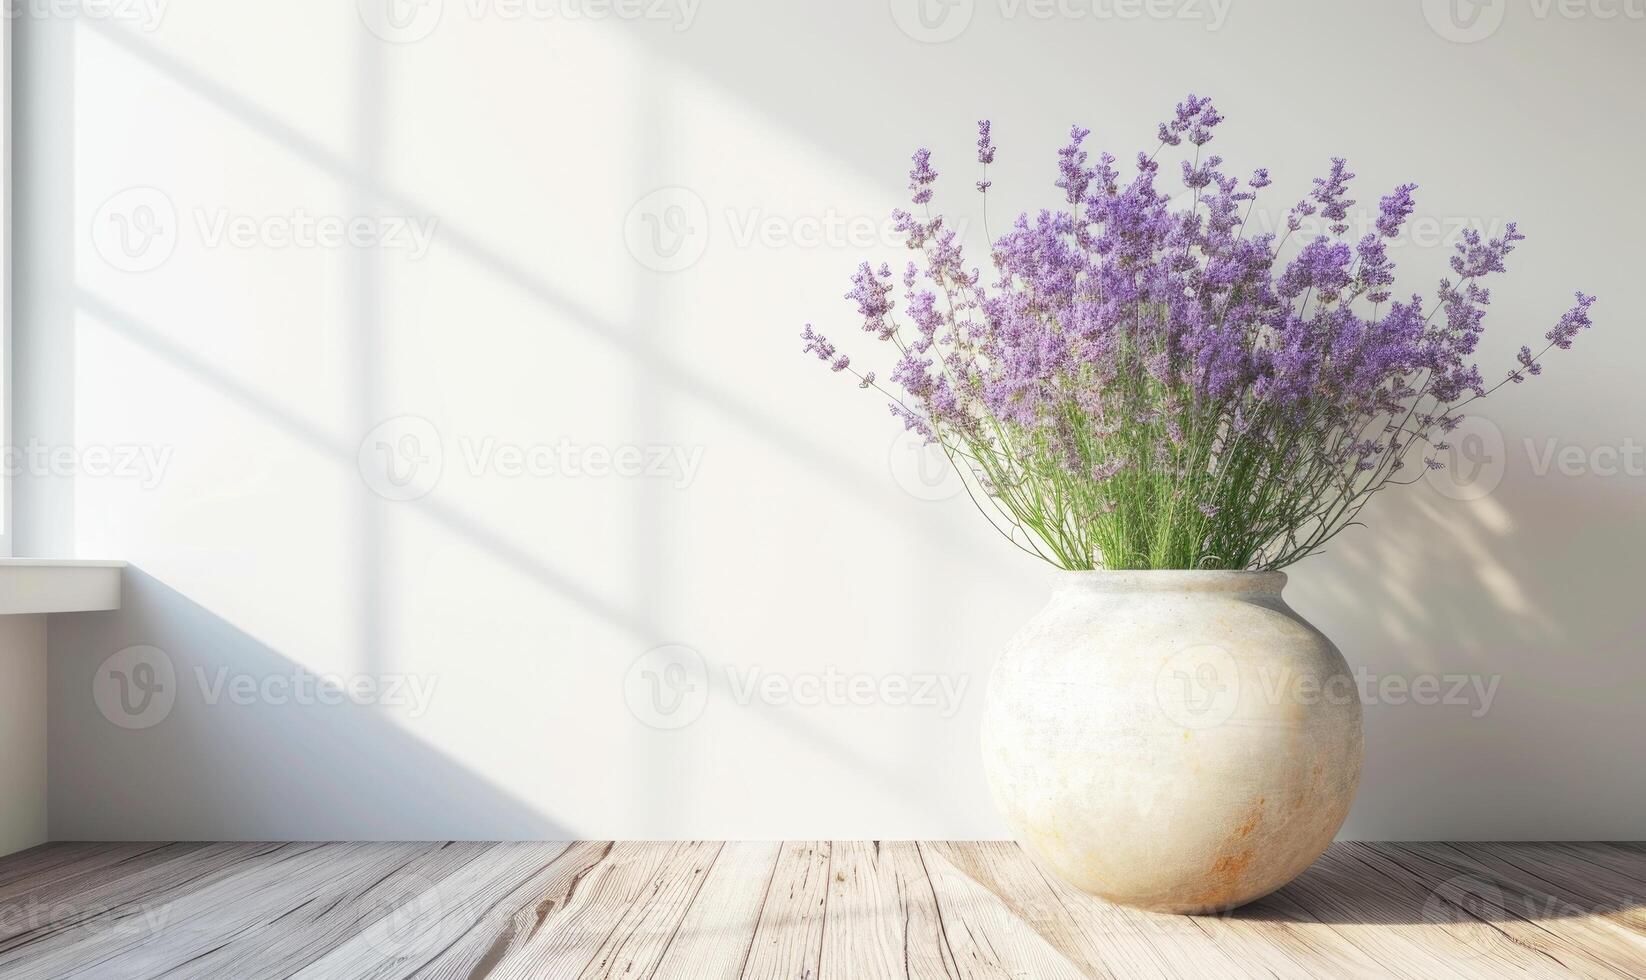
[0,560,125,615]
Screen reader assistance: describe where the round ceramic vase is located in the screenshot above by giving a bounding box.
[982,570,1363,914]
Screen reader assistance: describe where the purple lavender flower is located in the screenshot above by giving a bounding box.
[802,95,1598,571]
[977,120,997,165]
[1056,126,1092,204]
[1546,292,1596,349]
[800,324,835,362]
[1376,183,1418,238]
[1310,158,1356,236]
[909,149,937,205]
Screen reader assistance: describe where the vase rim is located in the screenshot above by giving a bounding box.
[1051,569,1288,595]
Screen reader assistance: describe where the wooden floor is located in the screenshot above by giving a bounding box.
[1,842,1643,978]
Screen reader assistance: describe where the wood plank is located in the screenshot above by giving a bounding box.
[0,843,202,928]
[921,841,1115,979]
[0,843,153,894]
[410,841,616,980]
[1565,843,1646,890]
[1398,843,1646,977]
[1538,843,1646,904]
[165,841,482,980]
[1217,885,1417,979]
[916,842,1093,979]
[0,842,324,979]
[1269,843,1553,979]
[742,841,831,980]
[292,841,579,980]
[3,841,1645,979]
[575,841,722,980]
[649,841,780,980]
[448,841,709,979]
[0,842,291,965]
[817,841,955,980]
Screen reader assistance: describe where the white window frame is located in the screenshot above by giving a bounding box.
[1,13,12,558]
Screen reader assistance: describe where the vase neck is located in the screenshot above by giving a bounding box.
[1052,570,1287,597]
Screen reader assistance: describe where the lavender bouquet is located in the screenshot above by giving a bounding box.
[803,96,1595,571]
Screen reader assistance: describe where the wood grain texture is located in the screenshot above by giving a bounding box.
[0,842,1642,979]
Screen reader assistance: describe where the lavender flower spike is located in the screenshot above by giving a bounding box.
[801,95,1599,572]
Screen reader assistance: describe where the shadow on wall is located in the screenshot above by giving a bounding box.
[47,568,574,841]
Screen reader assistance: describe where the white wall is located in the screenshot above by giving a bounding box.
[0,615,47,855]
[14,1,1646,841]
